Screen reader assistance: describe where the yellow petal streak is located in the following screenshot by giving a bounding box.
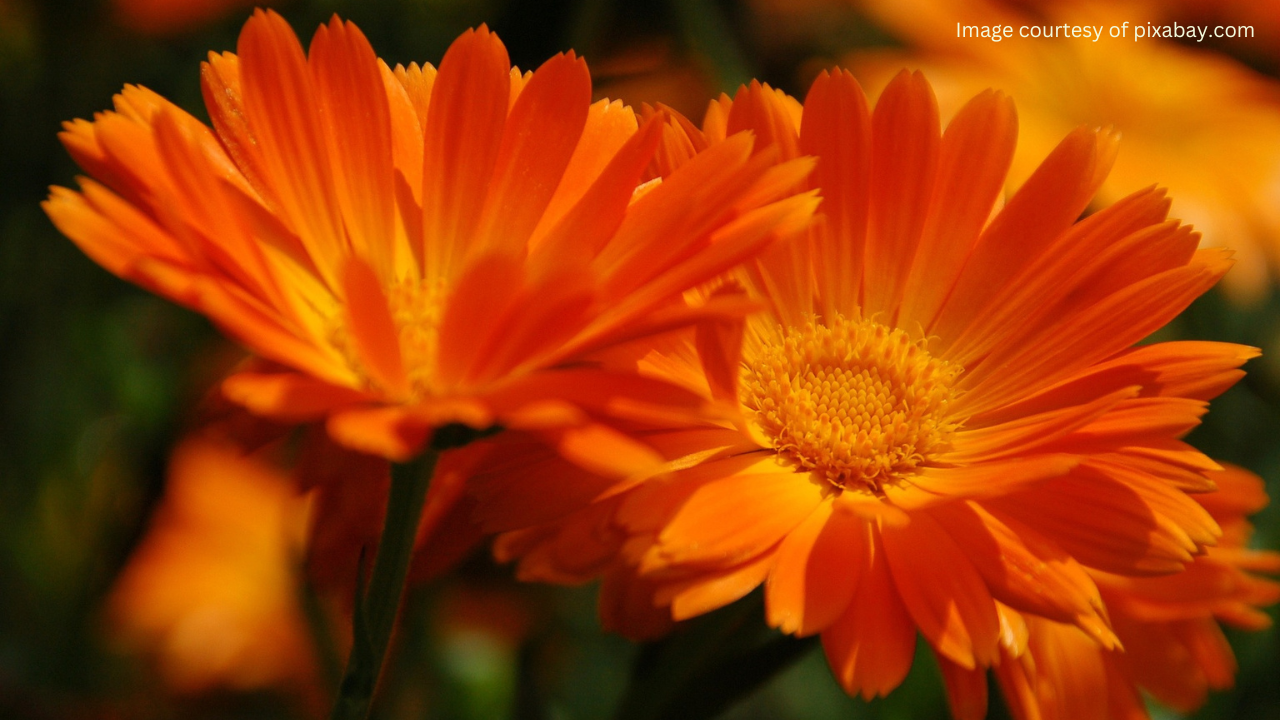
[328,276,449,397]
[742,316,961,492]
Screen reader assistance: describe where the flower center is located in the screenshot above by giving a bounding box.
[328,276,449,397]
[741,316,961,493]
[387,276,449,396]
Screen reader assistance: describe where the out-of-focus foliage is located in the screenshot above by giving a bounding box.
[0,0,1276,718]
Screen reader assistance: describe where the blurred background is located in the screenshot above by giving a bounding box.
[1,0,1279,718]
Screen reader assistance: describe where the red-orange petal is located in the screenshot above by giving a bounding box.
[766,500,871,636]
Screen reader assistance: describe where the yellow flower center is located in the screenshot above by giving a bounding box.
[741,316,961,493]
[328,276,449,397]
[387,276,449,396]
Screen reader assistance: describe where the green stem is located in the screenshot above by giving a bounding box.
[328,448,438,720]
[327,423,498,719]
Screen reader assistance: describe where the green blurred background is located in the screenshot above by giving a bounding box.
[0,0,1277,718]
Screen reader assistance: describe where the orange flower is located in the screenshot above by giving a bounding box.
[112,0,267,34]
[938,465,1280,720]
[107,436,316,694]
[44,11,817,465]
[478,73,1256,699]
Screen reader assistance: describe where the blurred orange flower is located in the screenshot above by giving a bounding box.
[107,436,316,694]
[480,73,1255,700]
[938,464,1280,720]
[590,41,717,122]
[851,0,1280,301]
[113,0,267,34]
[45,11,817,466]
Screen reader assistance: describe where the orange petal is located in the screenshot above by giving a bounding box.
[649,470,823,570]
[342,256,408,397]
[950,386,1139,463]
[892,454,1078,506]
[599,564,675,641]
[1083,458,1221,550]
[799,69,871,320]
[898,89,1016,330]
[326,396,492,461]
[129,256,345,385]
[237,9,347,287]
[661,551,777,621]
[974,339,1255,428]
[44,180,183,280]
[381,61,426,194]
[469,435,618,531]
[695,283,748,407]
[743,218,815,328]
[882,511,1001,669]
[821,530,916,699]
[936,649,989,720]
[1051,397,1208,453]
[309,18,396,281]
[931,126,1117,344]
[548,500,627,579]
[392,61,436,128]
[862,70,939,317]
[434,252,523,386]
[200,51,274,207]
[929,501,1116,649]
[988,471,1199,575]
[725,80,801,160]
[461,269,596,384]
[530,99,639,247]
[151,109,284,311]
[539,421,666,481]
[1087,341,1257,403]
[592,132,755,286]
[1196,464,1270,519]
[957,248,1233,418]
[766,500,871,636]
[1116,617,1224,713]
[222,371,370,422]
[1022,617,1111,720]
[325,405,430,461]
[471,51,591,260]
[419,26,510,284]
[527,115,663,277]
[952,218,1200,372]
[588,188,818,352]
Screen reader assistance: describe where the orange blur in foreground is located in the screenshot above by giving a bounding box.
[107,437,316,694]
[45,11,817,470]
[477,71,1272,708]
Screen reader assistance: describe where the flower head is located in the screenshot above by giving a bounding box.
[479,71,1256,699]
[45,11,816,464]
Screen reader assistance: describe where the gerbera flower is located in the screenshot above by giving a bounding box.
[476,73,1256,699]
[851,0,1280,302]
[938,464,1280,720]
[44,10,817,466]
